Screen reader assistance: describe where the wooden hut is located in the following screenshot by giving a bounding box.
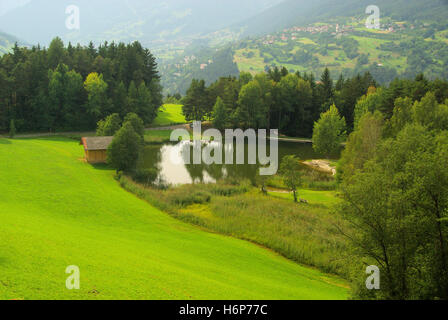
[81,137,114,164]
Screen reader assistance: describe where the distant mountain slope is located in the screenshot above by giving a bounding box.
[0,31,25,54]
[0,0,283,46]
[161,0,448,93]
[237,0,448,36]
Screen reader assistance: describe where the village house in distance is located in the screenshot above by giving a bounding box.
[81,136,113,164]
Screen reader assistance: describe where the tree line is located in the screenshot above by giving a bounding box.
[182,66,379,137]
[331,75,448,299]
[0,38,163,133]
[183,67,448,139]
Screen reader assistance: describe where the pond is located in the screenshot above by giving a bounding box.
[138,140,337,186]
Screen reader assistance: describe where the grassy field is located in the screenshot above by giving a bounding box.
[144,130,176,144]
[268,189,341,206]
[121,178,351,278]
[152,104,186,127]
[0,137,348,300]
[234,31,413,77]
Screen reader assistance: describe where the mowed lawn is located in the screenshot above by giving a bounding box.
[152,104,186,127]
[0,137,348,300]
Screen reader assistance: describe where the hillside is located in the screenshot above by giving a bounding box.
[0,137,348,300]
[161,0,448,93]
[0,31,23,54]
[0,0,282,47]
[233,15,448,82]
[236,0,448,37]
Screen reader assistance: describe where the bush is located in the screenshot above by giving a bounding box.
[167,190,212,207]
[210,181,250,196]
[107,122,142,172]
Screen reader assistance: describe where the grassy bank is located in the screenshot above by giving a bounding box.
[144,130,175,144]
[152,104,186,127]
[120,177,351,278]
[0,137,348,300]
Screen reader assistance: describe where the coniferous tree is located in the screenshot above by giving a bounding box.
[0,38,162,132]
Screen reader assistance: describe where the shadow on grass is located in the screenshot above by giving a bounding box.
[0,139,11,144]
[91,163,113,171]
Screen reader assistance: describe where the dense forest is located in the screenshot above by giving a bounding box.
[182,67,448,137]
[0,38,163,133]
[336,79,448,300]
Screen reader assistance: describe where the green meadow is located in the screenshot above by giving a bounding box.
[0,137,348,300]
[144,130,175,144]
[152,104,186,127]
[121,178,350,278]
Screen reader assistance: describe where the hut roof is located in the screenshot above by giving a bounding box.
[81,137,114,151]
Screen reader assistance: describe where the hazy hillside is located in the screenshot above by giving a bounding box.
[159,0,448,94]
[0,0,282,46]
[237,0,448,36]
[0,31,25,54]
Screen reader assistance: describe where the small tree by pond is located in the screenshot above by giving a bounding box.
[279,155,303,203]
[124,112,145,139]
[107,122,142,172]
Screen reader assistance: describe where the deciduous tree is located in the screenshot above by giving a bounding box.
[312,105,346,157]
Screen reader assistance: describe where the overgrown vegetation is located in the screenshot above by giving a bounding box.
[120,176,351,278]
[337,80,448,299]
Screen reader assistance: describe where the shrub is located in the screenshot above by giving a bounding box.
[210,181,250,197]
[107,122,142,172]
[167,190,211,207]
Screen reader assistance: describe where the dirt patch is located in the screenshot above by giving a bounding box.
[302,160,337,176]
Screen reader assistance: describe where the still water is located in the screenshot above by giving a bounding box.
[138,140,331,186]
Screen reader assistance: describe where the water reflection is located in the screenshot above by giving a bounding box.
[139,140,331,186]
